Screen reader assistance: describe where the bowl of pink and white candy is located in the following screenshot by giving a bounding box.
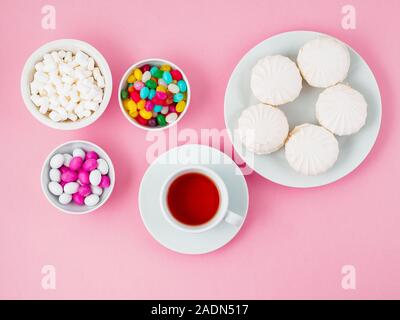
[41,140,115,214]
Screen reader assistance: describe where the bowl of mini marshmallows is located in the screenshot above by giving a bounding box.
[41,140,115,214]
[21,39,112,130]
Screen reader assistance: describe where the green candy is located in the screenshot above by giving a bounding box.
[156,114,167,126]
[146,79,157,89]
[153,69,163,78]
[121,89,129,99]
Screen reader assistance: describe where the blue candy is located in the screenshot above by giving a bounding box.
[140,87,150,99]
[173,93,184,103]
[153,105,163,113]
[150,66,159,77]
[177,80,187,92]
[148,88,156,100]
[162,71,172,85]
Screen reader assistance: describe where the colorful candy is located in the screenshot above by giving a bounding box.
[47,149,112,207]
[121,63,188,128]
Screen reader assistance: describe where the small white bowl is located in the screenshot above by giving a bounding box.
[41,140,115,214]
[118,58,191,131]
[21,39,113,130]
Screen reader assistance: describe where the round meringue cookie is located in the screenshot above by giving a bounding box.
[238,104,289,154]
[297,36,350,88]
[316,84,367,136]
[250,55,302,105]
[285,124,339,175]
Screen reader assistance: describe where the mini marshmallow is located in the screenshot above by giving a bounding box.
[30,50,104,123]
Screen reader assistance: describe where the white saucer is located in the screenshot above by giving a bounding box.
[138,144,249,254]
[224,31,382,188]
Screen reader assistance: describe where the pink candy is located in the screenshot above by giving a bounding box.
[69,157,83,171]
[72,193,84,205]
[78,185,91,197]
[99,175,110,188]
[61,170,78,183]
[78,170,90,185]
[156,91,167,100]
[82,159,97,171]
[85,151,98,160]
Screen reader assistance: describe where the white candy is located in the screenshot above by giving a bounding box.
[49,168,61,182]
[72,148,85,160]
[30,49,104,123]
[89,169,102,186]
[48,181,63,196]
[168,83,179,94]
[161,107,169,115]
[142,71,151,83]
[97,158,109,175]
[91,185,103,196]
[59,193,72,205]
[64,182,79,195]
[84,194,100,207]
[166,112,178,124]
[50,153,64,169]
[63,153,73,167]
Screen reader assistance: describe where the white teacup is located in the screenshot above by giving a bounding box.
[160,166,243,233]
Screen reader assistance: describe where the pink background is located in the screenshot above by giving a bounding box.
[0,0,399,299]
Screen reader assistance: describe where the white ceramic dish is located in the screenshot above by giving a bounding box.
[224,31,382,188]
[41,140,115,214]
[118,58,191,131]
[139,144,249,254]
[21,39,113,130]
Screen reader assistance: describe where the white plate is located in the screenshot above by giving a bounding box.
[138,144,249,254]
[224,31,382,188]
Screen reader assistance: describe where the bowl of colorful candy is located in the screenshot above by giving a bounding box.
[21,39,113,130]
[118,58,190,130]
[41,140,115,214]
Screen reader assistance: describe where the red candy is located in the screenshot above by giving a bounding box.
[136,115,148,126]
[141,64,151,72]
[130,90,141,103]
[171,69,183,81]
[169,105,176,113]
[151,97,166,106]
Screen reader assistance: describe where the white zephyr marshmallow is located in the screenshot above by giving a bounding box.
[285,124,339,176]
[316,84,367,136]
[297,36,350,88]
[29,50,104,123]
[250,55,302,105]
[238,104,289,154]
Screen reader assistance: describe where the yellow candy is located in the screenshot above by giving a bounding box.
[176,100,186,113]
[139,109,152,120]
[156,85,167,92]
[137,99,146,110]
[129,109,138,118]
[126,100,137,113]
[160,64,171,71]
[133,68,142,81]
[127,74,136,83]
[122,99,130,110]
